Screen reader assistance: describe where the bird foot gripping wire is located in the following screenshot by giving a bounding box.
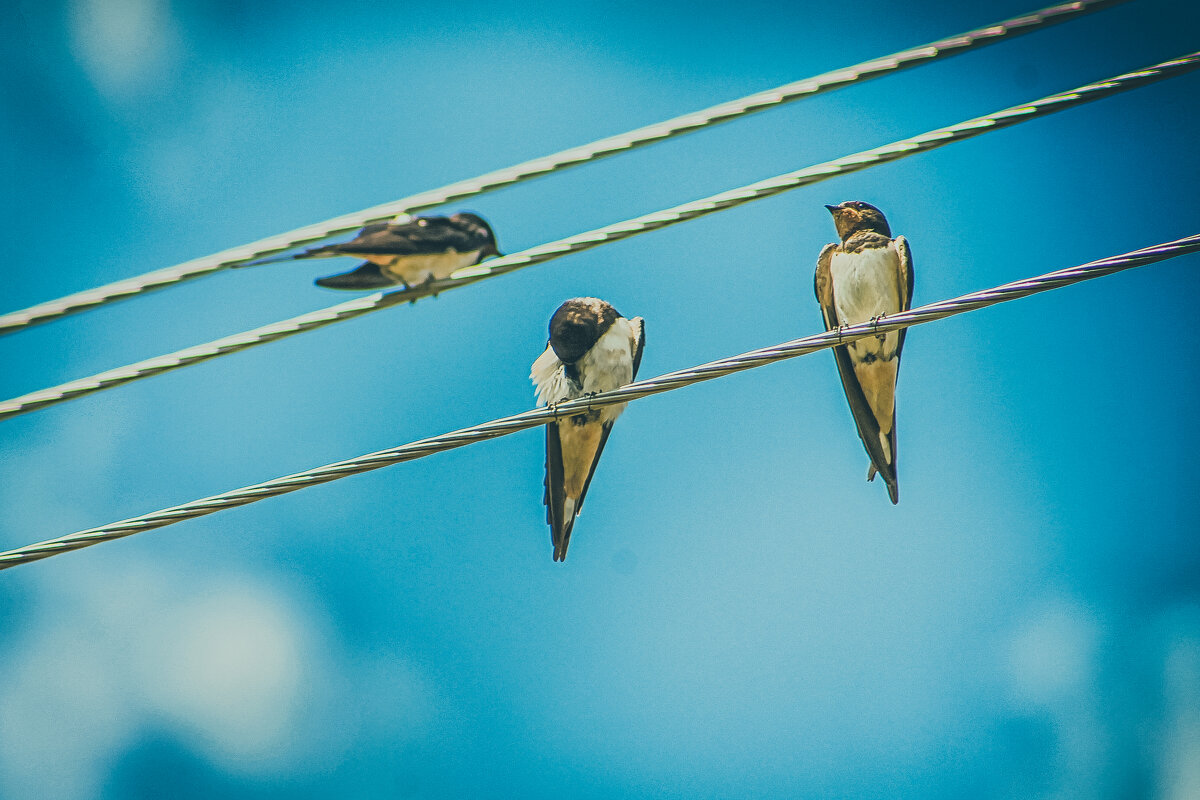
[546,393,600,423]
[394,278,436,305]
[402,279,427,305]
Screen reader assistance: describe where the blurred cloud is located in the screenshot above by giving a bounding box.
[0,401,136,538]
[0,560,435,798]
[137,580,308,769]
[1003,597,1107,799]
[0,616,139,800]
[67,0,182,102]
[1156,605,1200,800]
[126,71,266,208]
[1006,596,1100,709]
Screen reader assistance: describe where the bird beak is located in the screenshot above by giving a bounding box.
[824,204,841,215]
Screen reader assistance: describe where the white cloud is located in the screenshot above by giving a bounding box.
[67,0,182,101]
[1006,596,1100,709]
[0,559,434,797]
[137,581,309,770]
[0,620,140,800]
[0,401,133,539]
[1003,596,1107,799]
[1156,607,1200,800]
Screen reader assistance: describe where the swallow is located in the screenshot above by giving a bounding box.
[814,201,913,504]
[530,298,645,561]
[242,212,501,290]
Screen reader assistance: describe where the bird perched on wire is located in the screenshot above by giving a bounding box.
[530,298,645,561]
[814,201,913,504]
[242,212,502,290]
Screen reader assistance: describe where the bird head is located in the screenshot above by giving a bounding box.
[452,212,503,258]
[548,298,617,363]
[825,201,892,240]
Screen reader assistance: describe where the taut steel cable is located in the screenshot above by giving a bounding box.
[1,51,1196,422]
[0,0,1125,335]
[1,234,1196,570]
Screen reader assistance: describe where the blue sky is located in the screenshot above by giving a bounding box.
[2,0,1199,797]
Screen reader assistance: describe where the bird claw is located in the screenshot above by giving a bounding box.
[393,279,418,304]
[548,393,600,420]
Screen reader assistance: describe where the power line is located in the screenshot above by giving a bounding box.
[2,51,1195,423]
[1,234,1196,570]
[0,0,1126,337]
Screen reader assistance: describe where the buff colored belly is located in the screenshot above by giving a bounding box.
[557,418,605,499]
[382,249,481,284]
[576,319,636,425]
[831,246,902,444]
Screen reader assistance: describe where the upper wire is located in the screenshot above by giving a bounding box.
[1,233,1196,570]
[0,0,1126,336]
[1,51,1196,422]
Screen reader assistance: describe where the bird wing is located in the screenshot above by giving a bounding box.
[815,242,899,502]
[893,235,915,356]
[814,243,838,331]
[313,261,397,290]
[304,216,485,259]
[629,316,646,379]
[544,421,571,560]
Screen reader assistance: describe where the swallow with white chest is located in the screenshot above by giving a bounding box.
[530,298,645,561]
[243,212,501,290]
[814,201,913,504]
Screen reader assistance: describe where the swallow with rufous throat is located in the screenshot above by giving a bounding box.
[530,298,645,561]
[814,201,913,504]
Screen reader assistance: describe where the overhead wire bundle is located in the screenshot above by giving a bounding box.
[2,0,1197,569]
[3,235,1197,569]
[0,0,1124,336]
[4,50,1197,421]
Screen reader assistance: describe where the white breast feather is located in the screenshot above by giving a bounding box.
[530,346,573,406]
[529,318,637,423]
[831,246,904,361]
[831,245,903,451]
[576,319,636,424]
[829,246,902,324]
[386,249,481,284]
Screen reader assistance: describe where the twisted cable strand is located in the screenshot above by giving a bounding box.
[0,0,1126,335]
[2,233,1196,570]
[2,51,1196,422]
